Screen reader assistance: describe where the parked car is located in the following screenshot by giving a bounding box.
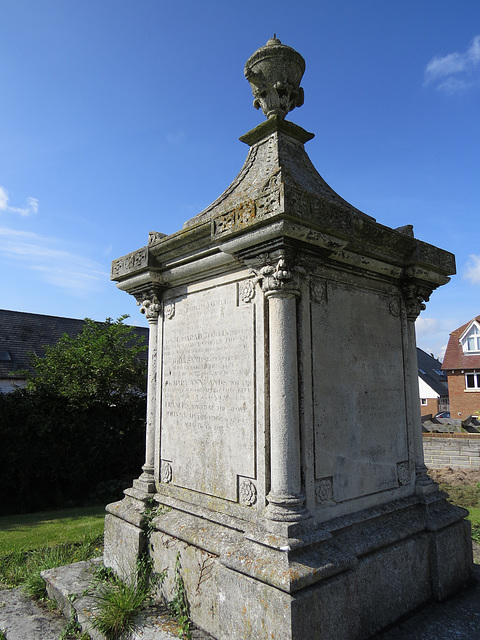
[434,411,450,419]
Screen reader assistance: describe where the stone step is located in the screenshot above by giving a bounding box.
[41,558,213,640]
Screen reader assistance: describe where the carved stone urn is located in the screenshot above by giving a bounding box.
[244,35,305,119]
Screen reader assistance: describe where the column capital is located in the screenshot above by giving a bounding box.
[402,281,432,321]
[132,285,164,322]
[250,251,305,297]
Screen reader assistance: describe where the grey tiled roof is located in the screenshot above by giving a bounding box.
[0,309,148,381]
[417,347,448,397]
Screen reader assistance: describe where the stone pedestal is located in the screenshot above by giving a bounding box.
[104,37,472,640]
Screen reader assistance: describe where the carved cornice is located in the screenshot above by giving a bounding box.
[111,247,149,280]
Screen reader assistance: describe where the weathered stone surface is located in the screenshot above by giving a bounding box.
[107,37,471,640]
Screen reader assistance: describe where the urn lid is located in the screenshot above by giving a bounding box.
[244,35,306,120]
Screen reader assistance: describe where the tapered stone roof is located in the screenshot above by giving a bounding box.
[184,37,374,230]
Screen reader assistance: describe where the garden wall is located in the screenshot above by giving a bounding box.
[423,433,480,469]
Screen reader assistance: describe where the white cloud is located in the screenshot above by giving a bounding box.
[0,227,108,295]
[464,254,480,284]
[0,186,38,216]
[415,316,451,361]
[425,35,480,93]
[415,316,439,338]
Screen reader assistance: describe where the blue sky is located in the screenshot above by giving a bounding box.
[1,1,480,359]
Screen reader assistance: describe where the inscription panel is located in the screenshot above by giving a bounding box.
[161,283,255,501]
[312,281,407,504]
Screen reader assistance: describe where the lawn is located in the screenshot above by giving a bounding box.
[0,505,105,556]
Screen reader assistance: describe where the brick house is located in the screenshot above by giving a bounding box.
[0,309,148,393]
[442,315,480,419]
[417,348,449,417]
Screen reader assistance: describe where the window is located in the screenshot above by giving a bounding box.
[462,324,480,354]
[421,398,428,405]
[0,351,11,361]
[433,369,444,377]
[465,372,480,389]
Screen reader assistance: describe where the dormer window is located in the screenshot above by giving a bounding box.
[460,322,480,354]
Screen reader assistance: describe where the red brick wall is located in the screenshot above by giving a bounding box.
[420,398,438,417]
[447,372,480,418]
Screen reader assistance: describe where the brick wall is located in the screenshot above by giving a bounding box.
[423,433,480,468]
[447,372,480,418]
[420,398,438,417]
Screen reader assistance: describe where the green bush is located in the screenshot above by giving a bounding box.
[0,316,147,515]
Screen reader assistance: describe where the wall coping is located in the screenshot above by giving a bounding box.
[422,432,480,439]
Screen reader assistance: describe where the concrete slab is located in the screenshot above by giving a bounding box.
[0,587,67,640]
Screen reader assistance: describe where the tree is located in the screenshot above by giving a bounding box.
[0,316,148,514]
[24,315,147,408]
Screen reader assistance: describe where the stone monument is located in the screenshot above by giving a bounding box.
[105,37,473,640]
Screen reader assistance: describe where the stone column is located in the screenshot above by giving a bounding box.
[403,282,435,493]
[133,291,162,494]
[258,256,308,522]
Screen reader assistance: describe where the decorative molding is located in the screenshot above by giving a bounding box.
[111,247,149,279]
[239,478,257,507]
[315,477,334,506]
[161,461,173,484]
[397,461,410,486]
[239,279,256,303]
[163,301,175,320]
[148,231,167,245]
[211,187,282,238]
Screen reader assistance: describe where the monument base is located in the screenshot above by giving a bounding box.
[104,488,473,640]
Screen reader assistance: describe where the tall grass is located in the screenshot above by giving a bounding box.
[0,506,104,599]
[0,535,103,598]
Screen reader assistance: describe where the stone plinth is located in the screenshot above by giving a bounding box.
[104,38,472,640]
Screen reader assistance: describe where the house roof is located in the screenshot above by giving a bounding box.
[0,309,148,381]
[417,348,448,397]
[442,315,480,371]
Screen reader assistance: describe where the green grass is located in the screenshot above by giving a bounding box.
[0,505,105,598]
[0,505,105,556]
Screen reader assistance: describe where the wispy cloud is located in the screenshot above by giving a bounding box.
[416,316,450,361]
[424,35,480,93]
[464,254,480,284]
[0,186,38,216]
[0,227,108,295]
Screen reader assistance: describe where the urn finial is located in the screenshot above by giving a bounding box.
[244,37,305,120]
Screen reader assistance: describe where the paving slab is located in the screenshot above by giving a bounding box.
[0,587,67,640]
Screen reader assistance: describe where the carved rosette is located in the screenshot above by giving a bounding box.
[315,477,334,506]
[239,478,257,507]
[161,461,172,484]
[402,283,431,321]
[163,302,175,320]
[310,280,327,305]
[239,279,256,303]
[397,461,410,486]
[388,298,401,318]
